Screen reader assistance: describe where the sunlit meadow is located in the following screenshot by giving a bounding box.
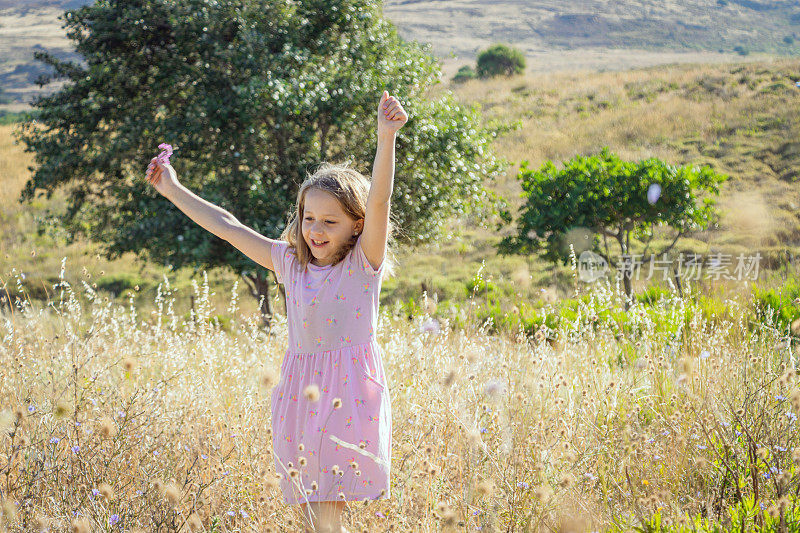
[3,246,800,531]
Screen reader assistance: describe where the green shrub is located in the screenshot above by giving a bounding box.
[636,285,672,305]
[784,35,795,45]
[476,44,526,78]
[465,277,498,297]
[452,65,477,83]
[734,45,750,56]
[752,277,800,333]
[95,273,146,297]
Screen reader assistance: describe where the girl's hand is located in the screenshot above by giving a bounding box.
[145,157,180,196]
[377,90,408,136]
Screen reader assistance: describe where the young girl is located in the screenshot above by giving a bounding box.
[145,91,408,532]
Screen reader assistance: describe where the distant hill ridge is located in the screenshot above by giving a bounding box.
[2,0,800,104]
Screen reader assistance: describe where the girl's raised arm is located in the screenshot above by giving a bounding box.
[145,158,278,272]
[360,91,408,271]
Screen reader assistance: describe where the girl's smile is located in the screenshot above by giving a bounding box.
[302,188,363,266]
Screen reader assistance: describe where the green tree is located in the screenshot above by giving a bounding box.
[498,148,728,305]
[476,44,526,78]
[14,0,509,322]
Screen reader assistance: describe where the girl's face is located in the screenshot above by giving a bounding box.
[302,188,363,266]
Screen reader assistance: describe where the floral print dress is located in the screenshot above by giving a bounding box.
[269,234,392,505]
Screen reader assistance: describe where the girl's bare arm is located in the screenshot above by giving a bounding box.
[145,159,277,272]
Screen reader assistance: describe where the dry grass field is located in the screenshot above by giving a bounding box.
[2,245,800,530]
[5,31,800,530]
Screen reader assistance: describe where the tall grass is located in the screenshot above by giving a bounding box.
[2,248,800,531]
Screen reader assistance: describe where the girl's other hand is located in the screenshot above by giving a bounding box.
[377,90,408,136]
[145,157,180,196]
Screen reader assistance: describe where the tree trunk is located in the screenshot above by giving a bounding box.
[242,272,278,328]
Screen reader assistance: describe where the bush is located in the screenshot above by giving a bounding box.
[784,35,795,45]
[752,277,800,333]
[95,273,146,297]
[451,65,477,84]
[476,44,526,78]
[733,45,750,56]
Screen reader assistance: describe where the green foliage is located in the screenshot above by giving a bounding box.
[636,285,671,305]
[752,276,800,333]
[497,148,728,301]
[476,43,526,78]
[452,65,477,83]
[94,273,148,297]
[783,35,795,45]
[464,276,498,297]
[0,109,39,125]
[14,0,509,292]
[734,45,750,56]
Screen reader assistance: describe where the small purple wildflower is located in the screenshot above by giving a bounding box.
[517,482,529,489]
[480,428,487,434]
[376,511,385,518]
[49,437,60,444]
[227,510,235,517]
[109,514,119,525]
[71,445,80,453]
[92,488,100,497]
[27,405,35,413]
[201,454,208,460]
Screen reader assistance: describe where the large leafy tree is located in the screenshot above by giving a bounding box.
[498,147,728,304]
[15,0,508,321]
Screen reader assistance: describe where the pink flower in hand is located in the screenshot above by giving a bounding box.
[156,143,173,165]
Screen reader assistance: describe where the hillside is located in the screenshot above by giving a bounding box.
[1,0,798,107]
[2,57,800,325]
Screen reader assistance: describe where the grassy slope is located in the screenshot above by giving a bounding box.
[3,57,800,321]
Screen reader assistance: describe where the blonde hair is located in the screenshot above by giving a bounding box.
[279,161,397,280]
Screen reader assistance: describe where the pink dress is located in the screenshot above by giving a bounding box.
[270,234,392,505]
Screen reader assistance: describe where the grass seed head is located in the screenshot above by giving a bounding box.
[475,479,493,497]
[187,513,202,532]
[260,368,278,390]
[70,517,89,533]
[54,402,69,419]
[122,358,137,373]
[98,482,114,500]
[303,384,320,402]
[164,482,181,505]
[33,515,49,532]
[1,497,17,522]
[98,416,116,438]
